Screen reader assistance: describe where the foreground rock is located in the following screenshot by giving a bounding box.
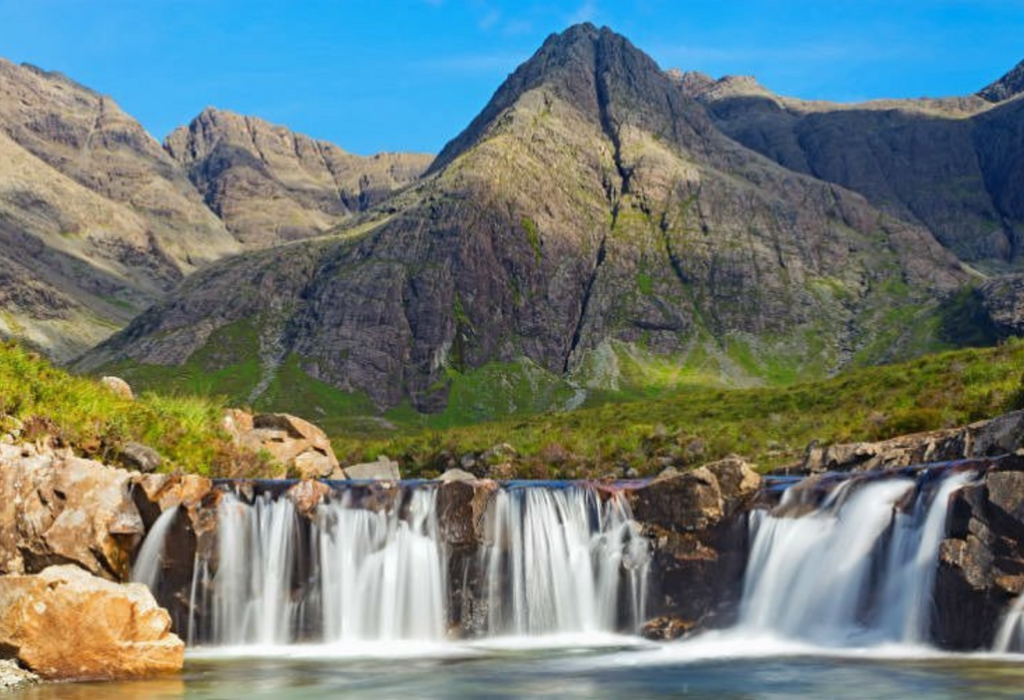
[0,442,144,579]
[0,565,183,680]
[800,410,1024,473]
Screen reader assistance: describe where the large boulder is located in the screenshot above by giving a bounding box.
[0,565,183,680]
[222,410,341,479]
[631,466,724,532]
[0,443,144,579]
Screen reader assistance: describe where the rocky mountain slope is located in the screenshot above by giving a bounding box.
[682,63,1024,268]
[82,24,969,418]
[165,108,431,247]
[0,58,241,359]
[0,60,428,360]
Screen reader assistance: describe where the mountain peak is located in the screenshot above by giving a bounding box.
[429,23,696,173]
[978,58,1024,103]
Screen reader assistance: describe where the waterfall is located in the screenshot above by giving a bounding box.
[154,481,648,647]
[994,595,1024,652]
[131,506,179,592]
[480,485,649,636]
[739,469,973,646]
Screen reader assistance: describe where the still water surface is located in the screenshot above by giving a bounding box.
[13,633,1024,699]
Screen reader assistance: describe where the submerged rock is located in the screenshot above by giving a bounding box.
[641,615,694,641]
[0,565,183,680]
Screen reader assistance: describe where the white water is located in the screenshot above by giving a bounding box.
[315,489,446,641]
[739,471,973,646]
[481,486,649,635]
[130,505,178,592]
[993,594,1024,652]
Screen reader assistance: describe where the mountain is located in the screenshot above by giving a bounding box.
[81,24,967,420]
[0,60,429,360]
[682,62,1024,268]
[0,58,240,359]
[164,108,431,247]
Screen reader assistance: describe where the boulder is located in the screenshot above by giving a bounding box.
[286,479,332,518]
[346,456,401,481]
[99,376,134,400]
[703,456,761,514]
[436,479,498,546]
[0,443,144,579]
[631,466,724,532]
[222,410,340,479]
[0,565,183,680]
[119,442,163,473]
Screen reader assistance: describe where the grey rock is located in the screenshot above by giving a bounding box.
[118,441,162,473]
[345,456,401,481]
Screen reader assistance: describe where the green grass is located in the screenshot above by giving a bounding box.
[0,340,252,476]
[342,339,1024,479]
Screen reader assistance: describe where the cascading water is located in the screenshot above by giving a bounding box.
[131,506,179,592]
[132,481,650,648]
[738,469,974,646]
[480,485,649,636]
[993,595,1024,652]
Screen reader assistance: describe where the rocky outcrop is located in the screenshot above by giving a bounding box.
[630,457,761,631]
[0,442,144,579]
[222,409,342,479]
[0,565,183,680]
[980,274,1024,338]
[165,108,431,248]
[799,410,1024,473]
[934,454,1024,649]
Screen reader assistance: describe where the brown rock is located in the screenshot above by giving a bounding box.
[286,479,332,518]
[292,451,335,480]
[703,455,761,512]
[0,565,183,680]
[0,444,143,579]
[436,479,498,546]
[641,615,694,641]
[631,466,724,532]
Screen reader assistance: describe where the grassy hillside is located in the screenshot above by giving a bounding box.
[340,339,1024,478]
[4,338,1024,479]
[0,341,253,476]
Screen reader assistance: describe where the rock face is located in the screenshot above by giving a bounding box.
[0,442,144,579]
[934,454,1024,649]
[0,58,241,360]
[630,457,761,630]
[164,108,432,247]
[980,273,1024,338]
[83,23,965,414]
[0,565,183,680]
[688,60,1024,266]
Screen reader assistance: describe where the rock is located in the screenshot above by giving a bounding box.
[119,441,163,473]
[436,479,498,547]
[223,410,340,480]
[0,565,183,680]
[100,376,135,400]
[286,479,332,518]
[632,466,724,532]
[480,443,517,464]
[969,411,1024,457]
[0,443,144,579]
[0,659,38,690]
[437,468,477,483]
[345,456,401,481]
[292,451,335,480]
[704,456,761,514]
[641,615,694,641]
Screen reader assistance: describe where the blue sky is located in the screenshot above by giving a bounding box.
[1,1,1022,155]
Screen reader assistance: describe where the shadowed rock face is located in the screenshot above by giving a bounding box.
[164,108,432,247]
[83,23,965,412]
[688,61,1024,267]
